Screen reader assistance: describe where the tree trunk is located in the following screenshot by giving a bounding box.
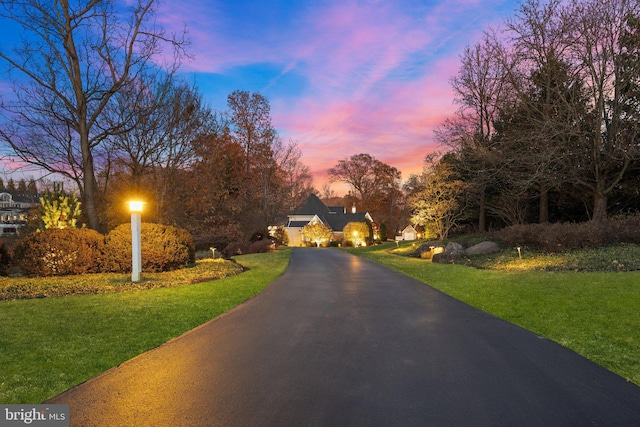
[592,191,608,222]
[538,187,549,223]
[478,190,486,233]
[82,151,102,231]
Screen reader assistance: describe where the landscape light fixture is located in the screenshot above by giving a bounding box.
[128,201,144,282]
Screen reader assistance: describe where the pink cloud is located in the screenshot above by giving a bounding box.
[157,0,517,193]
[273,54,462,191]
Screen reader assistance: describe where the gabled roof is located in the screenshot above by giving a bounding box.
[288,194,373,232]
[295,194,331,216]
[402,225,417,233]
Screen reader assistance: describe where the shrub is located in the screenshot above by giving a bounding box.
[103,223,195,273]
[14,228,105,276]
[192,230,235,253]
[0,240,11,276]
[491,215,640,252]
[249,239,276,254]
[223,241,249,258]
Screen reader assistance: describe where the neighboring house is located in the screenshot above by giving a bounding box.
[399,225,418,241]
[285,194,374,246]
[0,190,39,235]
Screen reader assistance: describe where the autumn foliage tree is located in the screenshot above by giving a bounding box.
[342,222,370,247]
[180,92,314,250]
[408,155,468,240]
[328,153,403,233]
[301,222,333,247]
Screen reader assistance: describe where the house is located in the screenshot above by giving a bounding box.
[0,190,39,235]
[399,225,418,241]
[285,194,374,246]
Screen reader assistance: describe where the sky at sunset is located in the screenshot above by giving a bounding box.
[1,0,523,192]
[163,0,522,191]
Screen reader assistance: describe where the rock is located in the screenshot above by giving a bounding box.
[418,243,445,260]
[432,251,460,263]
[416,241,440,252]
[445,242,465,256]
[465,241,501,255]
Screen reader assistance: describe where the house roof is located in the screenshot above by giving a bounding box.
[288,194,373,232]
[288,220,313,228]
[325,212,369,232]
[0,190,39,203]
[402,225,417,233]
[294,194,331,216]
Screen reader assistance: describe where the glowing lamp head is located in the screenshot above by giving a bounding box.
[128,201,144,213]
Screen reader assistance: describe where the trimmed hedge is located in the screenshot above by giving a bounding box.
[102,223,195,273]
[14,228,105,276]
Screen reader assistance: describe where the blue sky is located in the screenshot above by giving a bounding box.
[1,0,523,190]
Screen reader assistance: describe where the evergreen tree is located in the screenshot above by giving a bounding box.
[39,183,81,229]
[27,178,38,195]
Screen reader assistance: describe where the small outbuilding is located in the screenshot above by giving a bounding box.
[400,225,418,241]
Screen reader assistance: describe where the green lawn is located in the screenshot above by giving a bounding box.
[4,243,639,403]
[0,249,290,404]
[345,243,640,385]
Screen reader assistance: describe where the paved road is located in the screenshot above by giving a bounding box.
[50,248,640,426]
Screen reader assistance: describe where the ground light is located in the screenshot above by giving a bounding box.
[128,201,144,282]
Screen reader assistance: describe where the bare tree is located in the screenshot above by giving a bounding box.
[446,32,515,231]
[328,153,401,228]
[226,90,276,175]
[104,77,209,224]
[275,140,315,212]
[565,0,640,220]
[0,0,188,230]
[226,90,280,230]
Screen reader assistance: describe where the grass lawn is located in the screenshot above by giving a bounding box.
[0,249,291,404]
[345,242,640,386]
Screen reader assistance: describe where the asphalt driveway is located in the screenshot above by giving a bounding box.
[49,248,640,426]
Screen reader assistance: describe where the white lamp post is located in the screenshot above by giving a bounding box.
[128,201,144,282]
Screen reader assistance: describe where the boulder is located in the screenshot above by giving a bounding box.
[445,242,465,256]
[416,241,440,258]
[417,243,445,260]
[432,251,460,263]
[465,241,501,255]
